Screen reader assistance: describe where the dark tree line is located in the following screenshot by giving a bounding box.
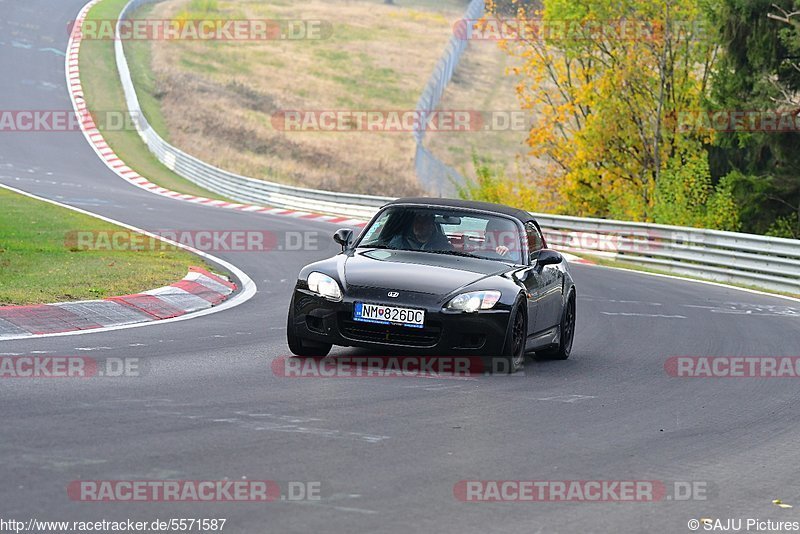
[709,0,800,237]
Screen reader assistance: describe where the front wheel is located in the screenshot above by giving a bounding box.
[536,291,575,361]
[495,303,526,374]
[286,307,331,358]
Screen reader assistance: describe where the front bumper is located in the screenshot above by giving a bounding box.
[289,288,511,355]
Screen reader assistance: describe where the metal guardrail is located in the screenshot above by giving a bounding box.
[536,214,800,294]
[112,0,800,295]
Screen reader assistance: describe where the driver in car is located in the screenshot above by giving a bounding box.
[482,218,516,258]
[388,212,453,251]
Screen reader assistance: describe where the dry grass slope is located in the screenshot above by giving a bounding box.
[143,0,470,196]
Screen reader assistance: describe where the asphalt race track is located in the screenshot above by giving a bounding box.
[2,1,800,532]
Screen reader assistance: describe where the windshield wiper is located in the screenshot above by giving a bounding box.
[359,243,397,250]
[360,245,482,259]
[426,249,481,259]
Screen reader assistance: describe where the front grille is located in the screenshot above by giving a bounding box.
[338,314,441,348]
[345,286,436,307]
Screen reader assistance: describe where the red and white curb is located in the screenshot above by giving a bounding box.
[66,0,364,228]
[550,247,596,265]
[557,252,593,265]
[0,268,235,340]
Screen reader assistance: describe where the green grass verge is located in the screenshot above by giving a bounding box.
[571,252,800,300]
[79,0,232,200]
[0,188,212,305]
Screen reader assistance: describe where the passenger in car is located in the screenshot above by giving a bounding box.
[479,218,525,262]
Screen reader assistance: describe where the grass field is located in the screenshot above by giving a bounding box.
[425,37,534,184]
[0,188,211,305]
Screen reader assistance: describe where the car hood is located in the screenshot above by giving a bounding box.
[343,248,514,295]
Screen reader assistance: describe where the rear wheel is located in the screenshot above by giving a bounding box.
[495,302,526,374]
[536,291,575,360]
[286,303,331,358]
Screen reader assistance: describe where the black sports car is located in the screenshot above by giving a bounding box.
[286,198,576,372]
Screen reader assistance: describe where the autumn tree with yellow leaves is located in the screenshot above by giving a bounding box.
[472,0,739,229]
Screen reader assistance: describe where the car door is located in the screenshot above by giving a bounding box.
[526,222,563,332]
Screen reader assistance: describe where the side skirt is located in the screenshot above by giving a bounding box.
[525,327,559,352]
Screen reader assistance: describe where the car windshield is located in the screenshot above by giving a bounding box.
[357,206,524,264]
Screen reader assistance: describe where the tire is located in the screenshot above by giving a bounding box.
[286,303,331,358]
[536,290,575,361]
[494,300,527,374]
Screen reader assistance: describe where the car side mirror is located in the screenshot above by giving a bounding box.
[333,228,354,250]
[534,249,563,266]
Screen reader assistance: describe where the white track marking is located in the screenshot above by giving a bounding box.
[588,263,800,304]
[600,312,687,318]
[535,395,596,403]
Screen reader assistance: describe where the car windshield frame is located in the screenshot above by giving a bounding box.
[353,204,527,265]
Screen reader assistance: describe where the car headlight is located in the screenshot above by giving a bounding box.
[446,290,501,312]
[307,272,343,301]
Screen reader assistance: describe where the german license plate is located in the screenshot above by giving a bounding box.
[353,302,425,329]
